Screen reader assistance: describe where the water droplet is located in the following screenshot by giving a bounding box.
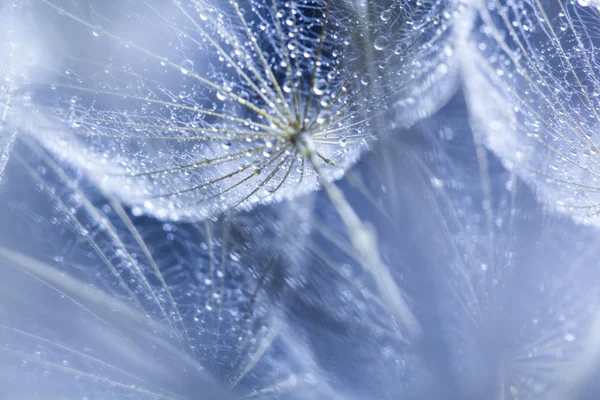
[380,10,391,21]
[216,91,227,101]
[238,91,249,104]
[431,177,444,189]
[71,117,83,128]
[180,59,194,75]
[564,333,576,342]
[92,26,103,37]
[313,79,327,96]
[316,111,330,124]
[443,44,454,57]
[132,207,143,216]
[283,81,292,93]
[374,36,388,51]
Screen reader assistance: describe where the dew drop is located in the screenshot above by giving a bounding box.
[132,207,143,216]
[316,112,329,124]
[283,81,292,93]
[374,36,388,51]
[313,79,327,96]
[431,177,444,189]
[443,44,454,57]
[238,91,249,104]
[564,333,576,342]
[92,26,103,37]
[380,10,391,21]
[180,59,194,75]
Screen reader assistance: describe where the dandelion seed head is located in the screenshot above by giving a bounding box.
[396,108,600,398]
[17,0,459,222]
[460,0,600,228]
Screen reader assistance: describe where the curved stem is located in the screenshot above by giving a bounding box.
[1,82,17,180]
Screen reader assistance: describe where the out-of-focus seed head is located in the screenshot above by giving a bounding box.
[460,0,600,228]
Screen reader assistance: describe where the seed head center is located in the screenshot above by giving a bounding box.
[290,129,314,158]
